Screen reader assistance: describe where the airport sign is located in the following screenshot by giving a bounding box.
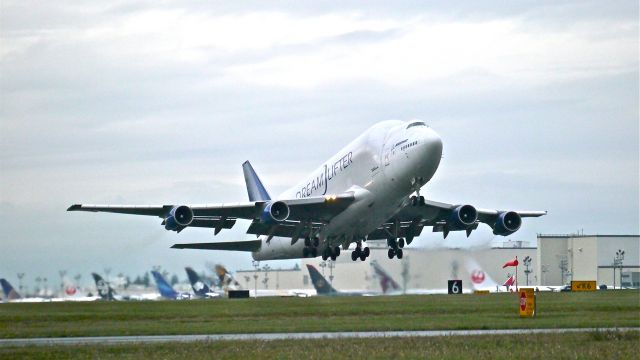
[571,281,596,292]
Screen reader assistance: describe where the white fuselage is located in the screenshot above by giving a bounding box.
[252,120,443,260]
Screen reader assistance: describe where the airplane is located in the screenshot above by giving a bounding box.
[370,260,402,294]
[68,120,546,262]
[1,278,22,301]
[185,267,220,298]
[464,257,499,292]
[306,264,373,296]
[91,273,117,301]
[151,271,190,300]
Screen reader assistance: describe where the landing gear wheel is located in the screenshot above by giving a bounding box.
[304,237,311,247]
[351,251,358,261]
[396,249,404,259]
[322,252,328,261]
[411,196,417,206]
[419,196,425,206]
[334,247,341,257]
[310,247,318,257]
[360,253,367,261]
[330,255,337,261]
[398,238,405,248]
[363,247,370,257]
[388,248,395,259]
[303,247,309,258]
[313,237,320,247]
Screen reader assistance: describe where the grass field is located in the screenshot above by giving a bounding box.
[1,331,638,359]
[0,290,638,339]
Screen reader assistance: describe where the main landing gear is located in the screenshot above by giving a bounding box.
[387,237,404,259]
[351,241,370,262]
[321,246,341,261]
[410,195,425,206]
[302,236,320,258]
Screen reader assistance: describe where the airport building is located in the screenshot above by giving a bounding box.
[237,234,639,293]
[536,234,640,288]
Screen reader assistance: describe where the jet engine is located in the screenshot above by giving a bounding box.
[449,204,478,229]
[260,201,290,224]
[492,211,522,236]
[164,205,194,231]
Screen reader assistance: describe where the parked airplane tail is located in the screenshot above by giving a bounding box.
[214,264,241,290]
[370,260,401,293]
[185,267,212,296]
[242,161,271,202]
[306,265,338,295]
[0,279,22,300]
[91,273,116,300]
[151,271,179,299]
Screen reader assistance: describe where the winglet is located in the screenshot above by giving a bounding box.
[242,161,271,202]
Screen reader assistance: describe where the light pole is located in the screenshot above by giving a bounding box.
[16,273,25,295]
[401,255,410,294]
[319,261,327,276]
[614,249,625,289]
[59,270,67,295]
[523,256,532,286]
[328,260,335,286]
[252,260,259,297]
[262,264,271,289]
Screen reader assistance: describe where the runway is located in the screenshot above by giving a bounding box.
[1,328,638,346]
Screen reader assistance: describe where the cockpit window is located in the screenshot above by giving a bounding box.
[407,121,426,129]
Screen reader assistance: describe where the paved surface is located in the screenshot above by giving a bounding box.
[1,327,638,346]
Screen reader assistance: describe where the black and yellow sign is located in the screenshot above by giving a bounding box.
[571,280,596,292]
[518,288,536,317]
[474,290,490,295]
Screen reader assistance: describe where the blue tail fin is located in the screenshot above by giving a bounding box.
[185,267,211,296]
[91,273,116,301]
[242,161,271,202]
[306,265,338,295]
[0,279,21,300]
[151,271,179,299]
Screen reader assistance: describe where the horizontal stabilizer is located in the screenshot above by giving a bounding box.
[171,240,262,252]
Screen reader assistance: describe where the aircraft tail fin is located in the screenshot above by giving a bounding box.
[242,161,271,202]
[151,271,178,299]
[185,267,211,296]
[370,261,401,294]
[305,265,338,295]
[0,279,22,300]
[91,273,116,301]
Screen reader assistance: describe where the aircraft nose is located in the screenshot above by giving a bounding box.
[421,127,443,158]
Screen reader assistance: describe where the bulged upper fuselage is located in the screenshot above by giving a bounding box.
[253,120,443,260]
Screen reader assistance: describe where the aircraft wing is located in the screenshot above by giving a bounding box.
[368,199,546,240]
[172,240,262,252]
[67,192,355,234]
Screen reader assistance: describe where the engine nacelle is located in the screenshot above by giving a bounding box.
[164,205,194,231]
[260,201,290,224]
[493,211,522,236]
[448,205,478,229]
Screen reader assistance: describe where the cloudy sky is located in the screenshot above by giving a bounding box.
[1,1,638,290]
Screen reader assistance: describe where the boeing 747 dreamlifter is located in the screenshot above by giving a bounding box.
[68,120,546,262]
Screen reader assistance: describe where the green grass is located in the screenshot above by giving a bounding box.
[0,290,638,339]
[1,331,638,359]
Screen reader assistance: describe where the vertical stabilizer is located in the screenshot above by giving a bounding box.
[306,265,338,295]
[185,267,211,297]
[370,261,401,294]
[0,279,22,300]
[91,273,116,301]
[242,161,271,202]
[151,271,179,299]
